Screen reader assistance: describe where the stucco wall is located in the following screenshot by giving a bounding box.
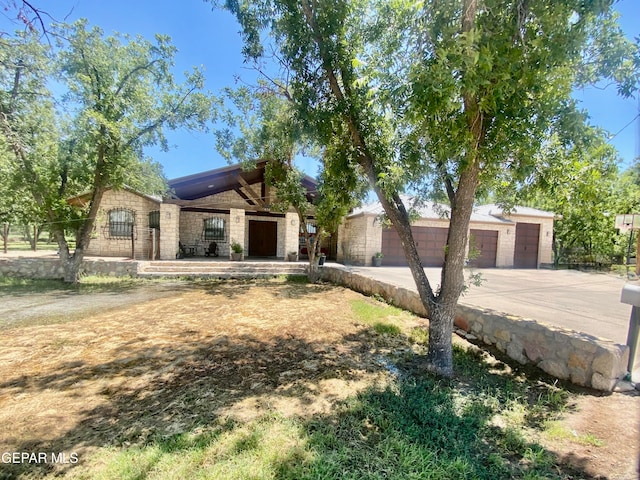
[319,266,629,391]
[85,189,160,260]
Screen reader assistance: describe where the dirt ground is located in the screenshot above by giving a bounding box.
[0,280,638,479]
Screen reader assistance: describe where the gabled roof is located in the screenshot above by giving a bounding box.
[348,195,513,224]
[168,161,317,202]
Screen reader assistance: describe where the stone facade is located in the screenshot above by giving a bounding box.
[159,203,180,260]
[0,257,137,279]
[337,215,380,265]
[318,266,629,391]
[84,189,161,260]
[340,208,554,267]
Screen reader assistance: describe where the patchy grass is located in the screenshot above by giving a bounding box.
[543,421,605,447]
[350,298,409,338]
[0,279,634,479]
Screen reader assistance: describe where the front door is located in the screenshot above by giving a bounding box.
[248,220,277,257]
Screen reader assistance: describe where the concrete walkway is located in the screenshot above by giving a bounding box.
[345,266,636,346]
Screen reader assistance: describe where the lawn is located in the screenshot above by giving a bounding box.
[0,277,637,479]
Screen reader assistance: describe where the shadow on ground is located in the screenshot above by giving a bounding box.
[0,280,603,479]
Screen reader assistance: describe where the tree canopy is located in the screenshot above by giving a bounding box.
[0,20,215,281]
[215,0,640,376]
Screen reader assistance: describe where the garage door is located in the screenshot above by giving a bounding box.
[468,229,498,268]
[381,226,448,267]
[514,222,539,268]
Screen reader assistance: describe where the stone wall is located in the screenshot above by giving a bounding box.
[319,266,629,391]
[85,189,161,260]
[337,215,379,265]
[179,211,231,256]
[0,257,137,279]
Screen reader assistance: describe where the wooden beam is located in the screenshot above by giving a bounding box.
[238,176,265,207]
[234,187,256,206]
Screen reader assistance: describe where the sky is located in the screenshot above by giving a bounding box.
[2,0,639,180]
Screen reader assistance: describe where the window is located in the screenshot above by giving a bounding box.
[148,210,160,229]
[203,217,225,241]
[303,222,317,234]
[108,209,135,238]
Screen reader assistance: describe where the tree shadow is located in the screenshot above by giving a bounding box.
[0,282,603,480]
[200,278,336,300]
[0,325,376,478]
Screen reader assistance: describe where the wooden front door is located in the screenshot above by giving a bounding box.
[248,220,277,257]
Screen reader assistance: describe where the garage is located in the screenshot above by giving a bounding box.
[514,222,540,268]
[382,226,448,266]
[468,229,498,268]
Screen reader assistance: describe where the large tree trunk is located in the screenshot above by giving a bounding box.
[53,184,106,283]
[299,0,482,377]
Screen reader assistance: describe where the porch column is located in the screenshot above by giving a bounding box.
[285,211,300,258]
[159,203,180,260]
[229,208,245,258]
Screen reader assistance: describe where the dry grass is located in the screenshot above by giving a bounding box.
[0,278,638,479]
[0,279,423,477]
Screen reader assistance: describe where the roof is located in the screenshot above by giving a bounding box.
[474,204,556,219]
[348,196,513,224]
[67,185,162,207]
[168,161,317,201]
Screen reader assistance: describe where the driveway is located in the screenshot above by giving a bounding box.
[345,266,635,346]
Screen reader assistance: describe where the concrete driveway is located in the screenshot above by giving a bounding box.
[345,266,636,346]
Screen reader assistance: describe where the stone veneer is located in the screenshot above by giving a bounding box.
[0,257,137,279]
[318,266,629,391]
[339,212,554,267]
[85,189,161,260]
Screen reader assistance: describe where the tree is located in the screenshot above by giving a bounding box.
[0,21,214,281]
[518,127,625,266]
[215,0,639,376]
[215,84,365,277]
[0,30,62,251]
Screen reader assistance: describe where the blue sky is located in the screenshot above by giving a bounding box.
[3,0,639,180]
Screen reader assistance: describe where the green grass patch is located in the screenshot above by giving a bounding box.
[350,299,409,337]
[543,420,604,447]
[350,298,402,321]
[64,375,572,480]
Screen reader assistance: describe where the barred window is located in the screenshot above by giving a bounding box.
[108,209,135,238]
[148,210,160,229]
[203,217,225,241]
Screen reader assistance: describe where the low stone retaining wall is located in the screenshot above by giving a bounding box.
[319,266,629,391]
[0,256,138,279]
[1,257,629,391]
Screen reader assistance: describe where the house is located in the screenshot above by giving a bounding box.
[70,161,319,260]
[71,163,554,268]
[337,197,554,268]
